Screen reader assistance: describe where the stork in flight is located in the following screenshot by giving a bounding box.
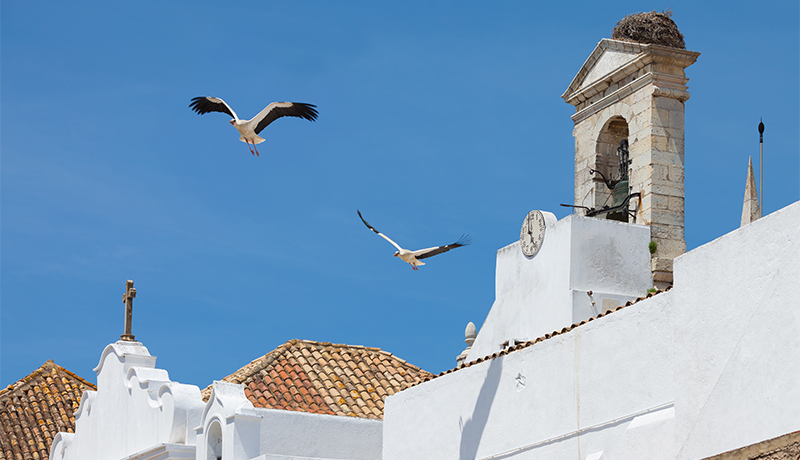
[357,210,471,270]
[189,97,318,156]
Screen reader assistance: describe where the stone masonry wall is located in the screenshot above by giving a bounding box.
[565,40,699,288]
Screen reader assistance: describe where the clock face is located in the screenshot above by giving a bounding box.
[520,210,546,257]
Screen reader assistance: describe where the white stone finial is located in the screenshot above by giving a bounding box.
[465,322,477,345]
[456,322,477,365]
[741,156,761,227]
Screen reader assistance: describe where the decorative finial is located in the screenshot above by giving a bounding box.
[465,322,477,344]
[121,280,137,342]
[456,322,477,365]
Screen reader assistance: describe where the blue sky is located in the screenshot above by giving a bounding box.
[2,2,798,388]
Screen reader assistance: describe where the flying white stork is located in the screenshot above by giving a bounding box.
[189,97,318,156]
[357,210,471,270]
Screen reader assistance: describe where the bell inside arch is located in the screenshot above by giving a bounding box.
[607,139,631,222]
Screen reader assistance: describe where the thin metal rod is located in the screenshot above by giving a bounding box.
[759,119,764,214]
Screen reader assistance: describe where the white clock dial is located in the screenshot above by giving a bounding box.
[520,210,546,257]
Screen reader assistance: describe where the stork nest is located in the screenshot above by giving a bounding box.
[611,10,685,49]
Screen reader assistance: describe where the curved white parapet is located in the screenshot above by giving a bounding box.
[126,366,171,408]
[197,381,262,460]
[48,432,73,460]
[71,389,96,421]
[50,341,205,460]
[201,380,256,421]
[93,341,155,375]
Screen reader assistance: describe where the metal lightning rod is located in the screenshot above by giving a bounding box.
[758,119,764,214]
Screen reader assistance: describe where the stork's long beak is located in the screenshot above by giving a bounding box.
[393,253,399,257]
[229,120,235,125]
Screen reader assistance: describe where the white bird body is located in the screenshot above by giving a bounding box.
[231,119,266,145]
[357,210,470,270]
[190,97,318,156]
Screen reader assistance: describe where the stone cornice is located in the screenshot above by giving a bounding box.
[569,72,692,124]
[653,86,691,102]
[570,72,653,124]
[562,39,700,107]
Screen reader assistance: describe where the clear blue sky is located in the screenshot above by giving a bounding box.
[2,2,798,388]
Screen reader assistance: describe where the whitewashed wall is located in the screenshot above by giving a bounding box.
[467,213,652,361]
[384,201,800,460]
[385,291,675,460]
[197,381,382,460]
[50,341,206,460]
[256,409,382,460]
[671,201,800,460]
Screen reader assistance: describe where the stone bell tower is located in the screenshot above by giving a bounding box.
[561,12,699,288]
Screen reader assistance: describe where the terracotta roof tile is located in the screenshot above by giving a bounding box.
[0,361,95,460]
[201,339,432,420]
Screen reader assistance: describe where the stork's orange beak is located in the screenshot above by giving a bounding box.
[229,120,235,125]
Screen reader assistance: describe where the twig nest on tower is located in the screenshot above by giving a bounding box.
[612,10,685,49]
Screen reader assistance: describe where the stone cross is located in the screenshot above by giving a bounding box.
[121,280,137,342]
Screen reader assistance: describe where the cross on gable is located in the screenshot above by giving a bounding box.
[121,280,137,342]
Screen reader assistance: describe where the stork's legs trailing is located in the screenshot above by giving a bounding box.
[246,141,260,157]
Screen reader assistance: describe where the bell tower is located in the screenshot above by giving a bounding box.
[561,13,699,288]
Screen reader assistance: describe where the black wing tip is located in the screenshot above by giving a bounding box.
[357,210,379,233]
[357,209,370,226]
[188,96,216,114]
[455,234,473,247]
[291,102,319,121]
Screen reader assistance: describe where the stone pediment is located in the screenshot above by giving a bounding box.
[562,39,646,104]
[562,39,700,108]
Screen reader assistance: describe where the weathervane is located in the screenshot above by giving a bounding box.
[121,280,137,342]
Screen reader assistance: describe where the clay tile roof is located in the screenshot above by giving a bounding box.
[413,286,673,387]
[0,360,95,460]
[201,339,433,420]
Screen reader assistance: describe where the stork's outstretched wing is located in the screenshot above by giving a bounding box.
[253,102,319,134]
[189,96,239,121]
[414,235,472,260]
[357,210,403,252]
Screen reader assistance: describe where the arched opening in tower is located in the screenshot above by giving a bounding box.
[593,116,631,222]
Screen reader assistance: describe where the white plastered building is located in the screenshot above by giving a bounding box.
[50,341,388,460]
[383,202,800,460]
